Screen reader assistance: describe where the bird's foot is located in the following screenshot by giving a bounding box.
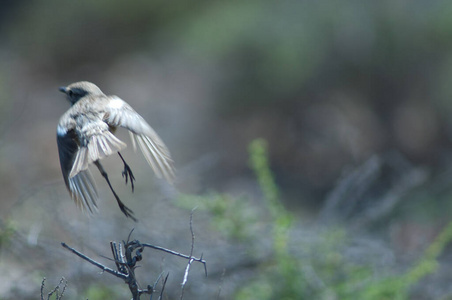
[122,163,136,192]
[118,201,137,222]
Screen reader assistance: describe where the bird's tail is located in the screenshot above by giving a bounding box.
[68,169,99,214]
[69,131,126,178]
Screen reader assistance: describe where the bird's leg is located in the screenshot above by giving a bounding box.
[118,152,135,193]
[94,160,137,222]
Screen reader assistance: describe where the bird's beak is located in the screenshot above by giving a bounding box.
[59,86,67,93]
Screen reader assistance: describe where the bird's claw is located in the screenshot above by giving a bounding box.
[122,164,136,193]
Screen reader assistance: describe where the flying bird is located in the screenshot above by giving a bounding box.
[56,81,175,221]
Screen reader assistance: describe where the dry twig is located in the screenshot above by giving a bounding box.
[40,277,67,300]
[61,215,207,300]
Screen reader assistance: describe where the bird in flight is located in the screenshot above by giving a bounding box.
[56,81,175,221]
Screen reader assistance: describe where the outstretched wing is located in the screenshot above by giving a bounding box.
[57,125,99,213]
[103,96,175,182]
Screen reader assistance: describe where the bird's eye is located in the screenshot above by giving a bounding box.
[68,90,74,96]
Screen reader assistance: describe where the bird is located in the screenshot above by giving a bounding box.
[56,81,175,221]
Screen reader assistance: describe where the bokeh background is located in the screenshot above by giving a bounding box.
[2,1,452,299]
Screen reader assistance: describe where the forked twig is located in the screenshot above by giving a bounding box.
[40,277,67,300]
[61,216,207,300]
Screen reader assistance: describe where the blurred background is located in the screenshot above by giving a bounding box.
[2,1,452,299]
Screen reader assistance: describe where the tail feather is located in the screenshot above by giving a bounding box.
[69,131,126,178]
[68,169,99,214]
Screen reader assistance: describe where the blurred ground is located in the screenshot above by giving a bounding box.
[2,1,452,299]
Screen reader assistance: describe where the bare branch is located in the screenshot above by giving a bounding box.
[61,214,206,299]
[40,277,67,300]
[158,273,170,300]
[180,210,196,299]
[141,243,207,268]
[126,228,135,244]
[61,242,128,280]
[40,277,45,300]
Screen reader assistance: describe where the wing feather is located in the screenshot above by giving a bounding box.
[104,96,175,182]
[57,127,98,213]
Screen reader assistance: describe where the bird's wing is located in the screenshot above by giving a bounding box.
[103,96,175,182]
[57,126,99,213]
[69,117,127,178]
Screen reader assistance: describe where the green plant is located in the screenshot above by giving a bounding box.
[242,138,299,299]
[178,139,452,299]
[357,220,452,300]
[177,192,257,240]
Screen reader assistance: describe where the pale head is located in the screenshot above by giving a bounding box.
[59,81,104,105]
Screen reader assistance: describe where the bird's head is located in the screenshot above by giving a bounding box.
[59,81,104,105]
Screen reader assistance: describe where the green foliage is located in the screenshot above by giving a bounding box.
[244,138,298,298]
[177,192,257,240]
[178,139,452,299]
[177,139,303,298]
[242,139,452,299]
[356,220,452,300]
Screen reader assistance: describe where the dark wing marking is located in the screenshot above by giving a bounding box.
[57,128,78,184]
[57,127,98,213]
